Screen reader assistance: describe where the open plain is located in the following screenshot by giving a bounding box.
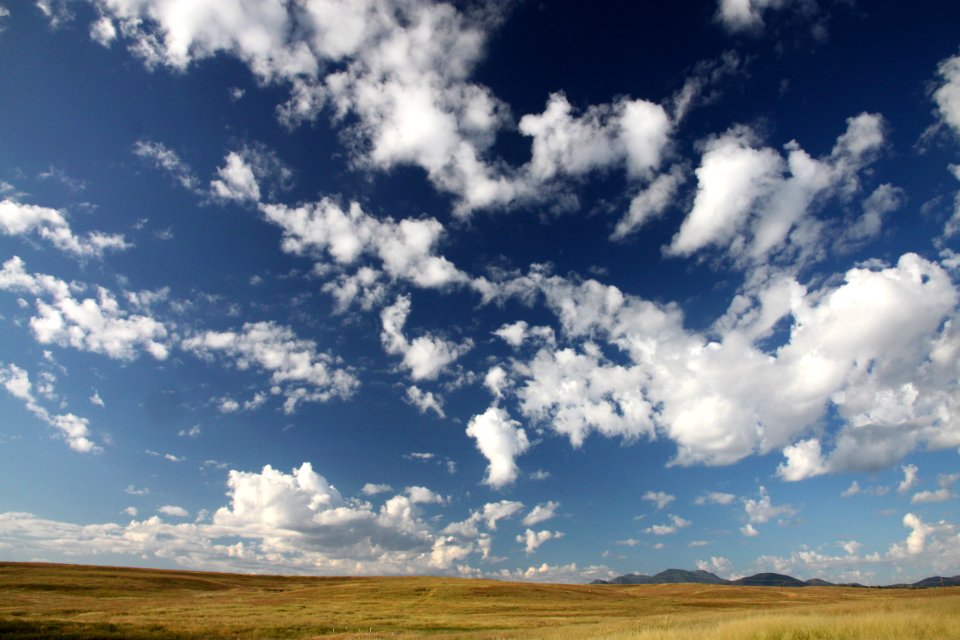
[1,562,958,639]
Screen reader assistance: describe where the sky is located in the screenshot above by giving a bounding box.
[0,0,959,586]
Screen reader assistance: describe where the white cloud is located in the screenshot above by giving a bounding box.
[515,345,653,448]
[493,321,528,347]
[743,486,796,524]
[611,166,686,240]
[777,438,827,481]
[158,505,189,518]
[839,540,861,555]
[465,406,529,489]
[90,0,691,217]
[741,523,759,537]
[934,52,960,137]
[442,499,523,538]
[694,492,736,506]
[0,461,501,575]
[35,0,73,29]
[178,425,201,438]
[522,501,559,527]
[405,486,445,505]
[946,165,960,238]
[380,295,472,380]
[841,481,860,497]
[911,473,958,504]
[0,257,171,361]
[0,362,99,453]
[133,140,200,191]
[504,251,960,472]
[644,514,691,536]
[516,528,563,554]
[209,146,292,204]
[89,390,105,407]
[901,513,933,555]
[405,385,445,418]
[715,0,818,34]
[839,183,904,248]
[182,321,358,413]
[1,199,130,258]
[210,152,260,203]
[125,485,149,496]
[669,114,885,265]
[123,506,138,517]
[361,483,392,496]
[696,556,732,576]
[898,464,919,494]
[518,93,671,182]
[90,15,116,46]
[642,491,676,510]
[262,199,470,294]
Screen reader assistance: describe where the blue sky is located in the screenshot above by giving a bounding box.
[1,0,959,585]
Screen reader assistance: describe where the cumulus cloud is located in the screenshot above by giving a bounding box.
[158,505,189,518]
[133,140,200,191]
[1,199,130,258]
[361,483,393,496]
[610,166,686,240]
[0,462,496,575]
[89,15,116,46]
[518,92,671,182]
[261,199,471,298]
[743,486,796,525]
[933,52,960,137]
[442,499,524,538]
[741,487,797,536]
[89,0,703,217]
[841,481,860,497]
[897,464,920,494]
[695,492,737,506]
[669,114,885,265]
[0,256,171,360]
[642,491,676,510]
[497,251,960,473]
[515,344,653,448]
[696,556,733,577]
[0,362,99,453]
[380,295,472,380]
[405,385,445,418]
[405,486,445,505]
[522,501,559,527]
[644,514,691,536]
[911,473,958,504]
[741,523,759,537]
[516,528,563,554]
[715,0,819,34]
[209,146,292,204]
[182,321,358,413]
[465,406,529,488]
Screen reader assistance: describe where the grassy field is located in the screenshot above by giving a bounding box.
[1,562,958,639]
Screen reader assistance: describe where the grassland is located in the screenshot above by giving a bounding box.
[1,562,958,639]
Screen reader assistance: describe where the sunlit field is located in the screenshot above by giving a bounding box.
[1,563,957,639]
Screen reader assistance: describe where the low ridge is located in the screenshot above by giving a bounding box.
[592,570,960,588]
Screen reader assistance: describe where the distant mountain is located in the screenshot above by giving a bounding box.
[594,569,728,585]
[610,573,652,584]
[733,573,808,587]
[911,575,960,588]
[651,569,729,584]
[591,570,960,588]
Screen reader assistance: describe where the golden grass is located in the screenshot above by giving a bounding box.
[0,562,957,639]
